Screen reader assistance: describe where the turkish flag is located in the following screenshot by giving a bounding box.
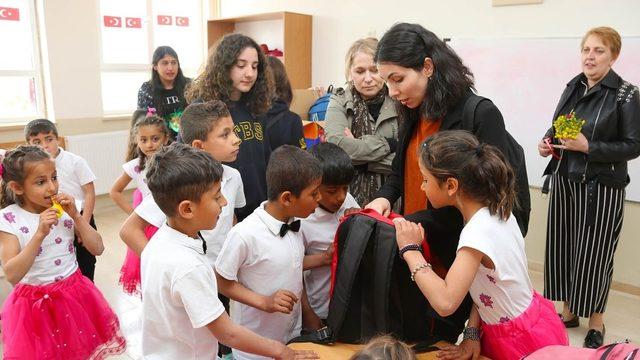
[157,15,172,26]
[125,17,142,28]
[175,16,189,27]
[0,7,20,21]
[103,15,122,28]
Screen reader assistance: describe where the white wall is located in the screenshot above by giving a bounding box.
[220,0,640,87]
[220,0,640,291]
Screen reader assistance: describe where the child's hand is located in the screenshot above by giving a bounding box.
[393,218,424,249]
[37,208,59,238]
[437,339,480,360]
[321,244,334,265]
[264,290,298,314]
[275,346,319,360]
[54,193,78,219]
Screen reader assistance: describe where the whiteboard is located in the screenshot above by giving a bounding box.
[449,37,640,202]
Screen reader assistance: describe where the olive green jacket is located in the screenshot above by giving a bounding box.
[324,86,399,175]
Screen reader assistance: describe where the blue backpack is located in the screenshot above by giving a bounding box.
[308,85,333,122]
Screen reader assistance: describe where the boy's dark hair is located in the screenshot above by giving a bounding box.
[266,145,322,201]
[24,119,58,140]
[1,145,52,208]
[180,100,231,145]
[309,142,355,186]
[146,143,223,217]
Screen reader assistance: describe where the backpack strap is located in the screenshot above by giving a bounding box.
[372,223,397,332]
[326,215,376,340]
[265,111,288,131]
[461,94,488,132]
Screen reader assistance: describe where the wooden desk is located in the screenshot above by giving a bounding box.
[289,341,450,359]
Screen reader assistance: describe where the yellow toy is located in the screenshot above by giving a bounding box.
[51,198,64,218]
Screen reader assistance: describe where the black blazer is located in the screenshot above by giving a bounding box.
[376,90,513,209]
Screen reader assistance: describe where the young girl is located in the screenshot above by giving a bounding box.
[185,33,273,221]
[111,110,168,295]
[0,145,126,359]
[394,130,567,360]
[111,110,169,213]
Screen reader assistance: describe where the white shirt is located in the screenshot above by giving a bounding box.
[123,158,151,198]
[457,207,533,324]
[301,193,359,318]
[0,204,78,285]
[55,147,96,210]
[141,223,225,360]
[215,202,304,360]
[136,165,245,265]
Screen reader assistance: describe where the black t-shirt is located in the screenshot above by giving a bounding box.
[226,100,271,221]
[137,80,189,140]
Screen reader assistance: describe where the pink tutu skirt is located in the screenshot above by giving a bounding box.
[1,270,126,359]
[480,291,569,360]
[118,189,158,296]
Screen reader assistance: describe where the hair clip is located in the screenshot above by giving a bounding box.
[147,107,157,116]
[0,163,4,178]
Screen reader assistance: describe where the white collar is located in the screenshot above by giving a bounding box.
[157,223,206,255]
[255,201,298,237]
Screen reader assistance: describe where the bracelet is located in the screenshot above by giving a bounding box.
[463,327,481,341]
[399,243,422,259]
[410,263,431,282]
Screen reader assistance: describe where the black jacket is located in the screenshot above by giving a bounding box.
[376,90,519,208]
[263,99,305,151]
[543,70,640,189]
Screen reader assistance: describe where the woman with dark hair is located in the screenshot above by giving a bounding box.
[264,56,305,150]
[186,33,274,221]
[366,23,530,236]
[137,46,191,140]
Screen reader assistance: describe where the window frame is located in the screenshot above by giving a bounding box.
[98,0,205,117]
[0,0,47,125]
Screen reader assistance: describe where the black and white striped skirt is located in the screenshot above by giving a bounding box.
[543,173,625,317]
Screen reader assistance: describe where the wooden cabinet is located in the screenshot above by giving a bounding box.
[207,12,312,89]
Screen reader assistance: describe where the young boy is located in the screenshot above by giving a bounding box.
[141,143,317,360]
[119,100,245,264]
[25,119,98,281]
[301,143,360,321]
[215,145,323,360]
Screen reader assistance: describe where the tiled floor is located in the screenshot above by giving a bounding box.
[1,194,638,359]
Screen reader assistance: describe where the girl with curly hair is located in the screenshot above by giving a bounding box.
[186,33,274,221]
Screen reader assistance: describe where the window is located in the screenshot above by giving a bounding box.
[99,0,204,115]
[0,0,45,123]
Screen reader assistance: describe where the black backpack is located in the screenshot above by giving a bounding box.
[289,209,471,350]
[462,94,531,236]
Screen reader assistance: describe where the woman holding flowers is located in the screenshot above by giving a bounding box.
[538,26,640,349]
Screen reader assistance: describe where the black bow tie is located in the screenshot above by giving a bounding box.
[279,220,301,237]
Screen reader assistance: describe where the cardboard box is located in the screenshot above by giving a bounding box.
[290,89,320,121]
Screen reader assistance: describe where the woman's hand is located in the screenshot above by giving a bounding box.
[344,127,354,138]
[553,133,589,154]
[365,197,391,216]
[393,218,424,248]
[437,339,480,360]
[538,138,553,157]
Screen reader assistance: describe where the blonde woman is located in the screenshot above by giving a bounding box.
[325,38,399,207]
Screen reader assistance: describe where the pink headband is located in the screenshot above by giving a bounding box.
[0,163,4,178]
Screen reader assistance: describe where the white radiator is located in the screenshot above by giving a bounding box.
[65,130,132,195]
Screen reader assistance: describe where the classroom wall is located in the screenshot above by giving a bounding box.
[220,0,640,291]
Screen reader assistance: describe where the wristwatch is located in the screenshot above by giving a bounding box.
[463,327,481,341]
